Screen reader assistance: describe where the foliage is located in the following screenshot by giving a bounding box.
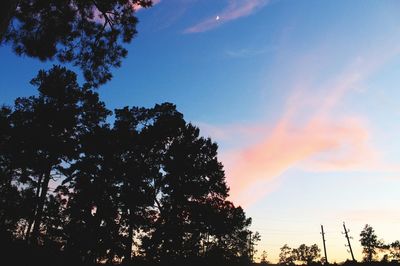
[279,244,321,265]
[2,0,154,87]
[0,66,257,264]
[389,240,400,260]
[260,250,268,264]
[7,66,97,245]
[279,244,295,265]
[359,224,381,262]
[293,244,321,265]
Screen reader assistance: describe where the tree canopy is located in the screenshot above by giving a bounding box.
[0,3,260,265]
[278,244,321,265]
[1,0,154,87]
[0,66,258,265]
[359,224,381,262]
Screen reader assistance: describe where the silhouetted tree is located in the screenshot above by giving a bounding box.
[1,0,154,87]
[378,239,400,262]
[360,224,381,262]
[2,104,40,241]
[1,67,258,265]
[279,244,295,265]
[389,240,400,260]
[111,106,162,262]
[260,250,269,264]
[0,106,16,236]
[41,187,68,249]
[9,66,88,245]
[293,244,321,265]
[64,125,126,264]
[204,200,258,263]
[0,106,25,231]
[0,110,37,239]
[60,87,112,262]
[60,92,114,263]
[137,105,257,264]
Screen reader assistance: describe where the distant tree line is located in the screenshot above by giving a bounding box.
[278,243,321,265]
[274,224,400,265]
[0,66,259,265]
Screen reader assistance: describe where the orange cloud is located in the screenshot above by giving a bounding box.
[221,41,400,206]
[185,0,270,33]
[194,26,400,207]
[224,115,376,205]
[209,69,380,206]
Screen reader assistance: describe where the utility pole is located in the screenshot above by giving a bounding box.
[342,222,356,262]
[321,225,328,264]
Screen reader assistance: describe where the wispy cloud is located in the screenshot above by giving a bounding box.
[225,47,276,58]
[185,0,270,33]
[199,43,400,207]
[223,114,376,207]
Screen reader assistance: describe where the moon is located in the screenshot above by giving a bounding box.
[216,16,220,21]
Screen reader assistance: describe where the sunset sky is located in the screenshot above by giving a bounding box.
[1,0,400,263]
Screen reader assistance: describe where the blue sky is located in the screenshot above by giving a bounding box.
[1,0,400,262]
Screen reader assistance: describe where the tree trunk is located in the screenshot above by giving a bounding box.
[0,0,18,42]
[88,208,103,264]
[124,217,134,262]
[0,170,13,232]
[25,172,44,240]
[30,169,51,244]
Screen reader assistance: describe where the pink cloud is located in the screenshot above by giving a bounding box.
[185,0,270,33]
[193,24,400,207]
[219,39,400,206]
[223,115,376,206]
[206,57,400,206]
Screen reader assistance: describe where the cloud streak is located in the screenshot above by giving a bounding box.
[224,114,376,207]
[185,0,270,33]
[198,44,400,207]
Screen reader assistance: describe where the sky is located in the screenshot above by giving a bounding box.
[1,0,400,263]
